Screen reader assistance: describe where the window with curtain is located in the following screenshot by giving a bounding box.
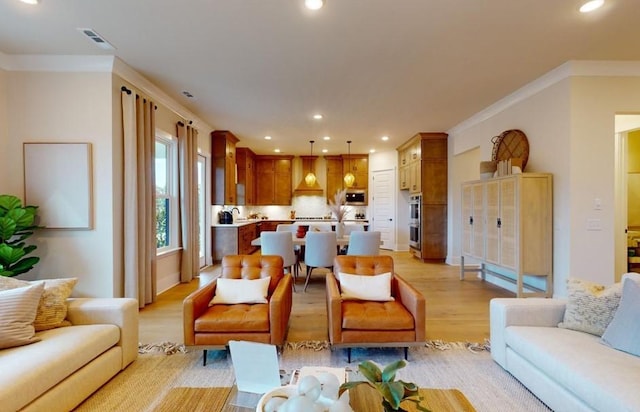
[155,131,178,252]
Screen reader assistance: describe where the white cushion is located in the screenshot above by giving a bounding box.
[338,272,394,301]
[601,277,640,357]
[209,277,270,305]
[558,277,621,336]
[0,283,45,349]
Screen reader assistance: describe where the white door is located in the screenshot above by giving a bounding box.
[372,169,396,250]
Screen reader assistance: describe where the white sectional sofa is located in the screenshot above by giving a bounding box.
[490,297,640,412]
[0,298,138,412]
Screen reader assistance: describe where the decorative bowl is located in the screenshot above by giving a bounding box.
[255,385,298,412]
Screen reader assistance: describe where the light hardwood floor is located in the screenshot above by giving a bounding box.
[139,250,514,344]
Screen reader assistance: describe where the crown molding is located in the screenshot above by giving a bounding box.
[0,53,211,132]
[448,60,640,136]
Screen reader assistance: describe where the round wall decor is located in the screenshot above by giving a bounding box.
[491,129,530,170]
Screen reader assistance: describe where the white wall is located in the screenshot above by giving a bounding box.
[448,64,640,297]
[0,68,7,186]
[5,71,117,297]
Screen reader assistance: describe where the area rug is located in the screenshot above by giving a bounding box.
[76,342,551,412]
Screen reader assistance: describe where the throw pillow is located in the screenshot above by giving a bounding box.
[209,277,271,305]
[558,277,622,336]
[0,277,78,331]
[337,272,394,301]
[0,283,45,349]
[601,277,640,356]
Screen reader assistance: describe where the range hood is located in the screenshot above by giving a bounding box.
[294,156,324,195]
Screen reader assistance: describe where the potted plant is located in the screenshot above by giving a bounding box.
[0,194,41,277]
[339,359,430,412]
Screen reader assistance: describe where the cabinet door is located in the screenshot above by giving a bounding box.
[274,159,292,205]
[461,182,485,260]
[421,160,447,203]
[256,159,275,204]
[485,180,500,265]
[350,157,368,189]
[225,141,236,204]
[409,162,421,193]
[498,177,518,270]
[326,157,344,201]
[399,165,409,190]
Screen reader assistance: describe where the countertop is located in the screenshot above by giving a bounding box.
[212,219,368,228]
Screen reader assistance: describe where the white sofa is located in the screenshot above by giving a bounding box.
[0,298,138,412]
[490,298,640,412]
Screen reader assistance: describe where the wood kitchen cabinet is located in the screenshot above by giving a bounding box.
[344,155,368,190]
[236,147,256,205]
[255,155,293,205]
[397,132,448,261]
[212,223,258,262]
[460,173,553,297]
[211,130,238,205]
[325,155,344,201]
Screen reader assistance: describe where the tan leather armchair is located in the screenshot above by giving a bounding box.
[183,255,293,365]
[326,255,426,362]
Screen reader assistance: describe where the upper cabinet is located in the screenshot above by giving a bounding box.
[211,130,238,205]
[236,147,256,206]
[324,154,369,202]
[255,155,294,205]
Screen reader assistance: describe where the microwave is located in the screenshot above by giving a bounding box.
[345,190,367,205]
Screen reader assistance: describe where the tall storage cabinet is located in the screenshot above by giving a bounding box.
[460,173,553,297]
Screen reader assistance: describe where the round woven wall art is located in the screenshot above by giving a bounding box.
[491,129,530,171]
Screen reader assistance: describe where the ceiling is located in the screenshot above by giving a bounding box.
[1,0,639,155]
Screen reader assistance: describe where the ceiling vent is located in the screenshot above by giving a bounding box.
[294,156,324,195]
[77,28,116,50]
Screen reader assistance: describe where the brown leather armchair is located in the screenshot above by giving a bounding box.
[183,255,293,365]
[326,255,426,362]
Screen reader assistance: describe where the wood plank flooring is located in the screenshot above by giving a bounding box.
[139,251,514,344]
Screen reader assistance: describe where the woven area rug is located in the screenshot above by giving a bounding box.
[76,342,551,412]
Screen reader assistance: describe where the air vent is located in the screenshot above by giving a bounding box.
[77,28,115,50]
[182,91,196,99]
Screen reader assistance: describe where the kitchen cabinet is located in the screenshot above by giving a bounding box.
[211,130,238,205]
[236,147,256,205]
[397,132,448,261]
[255,155,293,205]
[325,156,344,201]
[344,155,368,190]
[460,173,553,297]
[212,223,259,261]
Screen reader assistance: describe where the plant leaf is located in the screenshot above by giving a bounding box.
[7,207,35,228]
[0,216,17,241]
[0,195,22,213]
[7,256,39,276]
[0,244,26,265]
[358,360,382,383]
[377,381,405,409]
[381,359,407,382]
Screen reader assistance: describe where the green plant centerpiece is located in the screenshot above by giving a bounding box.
[0,194,41,277]
[339,359,430,412]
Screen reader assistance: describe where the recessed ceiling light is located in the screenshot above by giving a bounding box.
[264,135,272,140]
[322,149,328,153]
[580,0,604,12]
[323,136,331,140]
[369,149,376,153]
[305,0,324,10]
[274,148,281,153]
[19,0,38,4]
[381,136,389,141]
[313,114,323,120]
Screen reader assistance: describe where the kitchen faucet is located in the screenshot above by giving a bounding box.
[230,207,240,215]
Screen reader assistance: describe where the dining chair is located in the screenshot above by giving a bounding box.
[303,231,337,292]
[346,231,381,256]
[341,224,365,254]
[276,224,302,273]
[260,231,299,291]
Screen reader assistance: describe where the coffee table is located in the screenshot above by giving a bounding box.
[222,384,476,411]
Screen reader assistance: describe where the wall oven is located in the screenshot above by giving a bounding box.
[409,195,421,250]
[345,190,367,206]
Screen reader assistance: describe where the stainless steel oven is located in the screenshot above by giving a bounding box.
[409,195,421,249]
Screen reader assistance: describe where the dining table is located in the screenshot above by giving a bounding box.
[250,233,351,247]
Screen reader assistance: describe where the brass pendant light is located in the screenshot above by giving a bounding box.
[344,140,355,187]
[305,140,317,186]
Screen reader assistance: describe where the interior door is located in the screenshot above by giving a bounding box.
[372,169,396,250]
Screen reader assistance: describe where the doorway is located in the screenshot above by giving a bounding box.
[614,115,640,280]
[371,169,396,250]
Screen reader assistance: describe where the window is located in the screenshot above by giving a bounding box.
[155,132,178,252]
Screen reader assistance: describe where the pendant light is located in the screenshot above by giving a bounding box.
[344,140,355,187]
[305,140,317,186]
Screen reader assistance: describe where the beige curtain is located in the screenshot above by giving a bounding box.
[122,88,157,308]
[177,121,200,283]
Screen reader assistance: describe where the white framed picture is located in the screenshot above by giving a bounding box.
[23,142,93,230]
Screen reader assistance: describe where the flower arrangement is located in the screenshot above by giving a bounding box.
[339,360,430,412]
[329,189,348,222]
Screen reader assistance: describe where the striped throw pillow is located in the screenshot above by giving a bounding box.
[0,283,45,349]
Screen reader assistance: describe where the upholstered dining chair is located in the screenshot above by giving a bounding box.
[260,231,298,291]
[326,255,425,362]
[303,231,337,292]
[276,224,302,273]
[183,255,293,365]
[346,231,381,256]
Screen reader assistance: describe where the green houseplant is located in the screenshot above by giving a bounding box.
[0,194,41,277]
[339,359,430,412]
